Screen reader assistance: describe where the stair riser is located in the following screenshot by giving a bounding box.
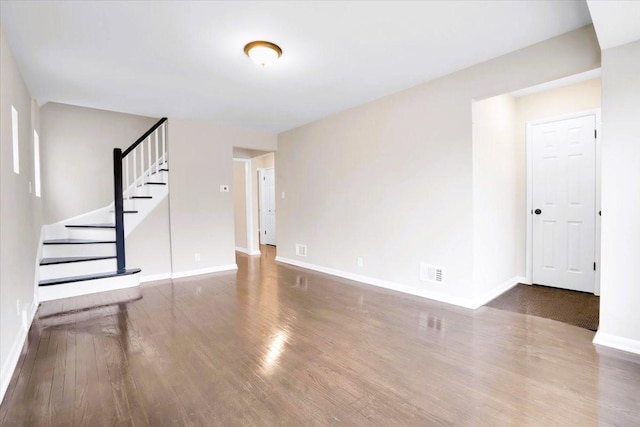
[42,244,116,258]
[125,177,169,198]
[40,258,118,280]
[125,173,168,191]
[39,273,140,302]
[66,228,116,240]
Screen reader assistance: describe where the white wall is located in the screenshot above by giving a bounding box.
[39,102,157,223]
[276,26,600,307]
[0,27,42,401]
[472,94,519,298]
[168,119,276,275]
[597,39,640,352]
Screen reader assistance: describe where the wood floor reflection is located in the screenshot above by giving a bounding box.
[1,245,639,426]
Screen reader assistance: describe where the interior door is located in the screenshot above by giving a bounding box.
[531,115,596,293]
[259,168,276,246]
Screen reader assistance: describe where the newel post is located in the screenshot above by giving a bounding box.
[113,148,126,272]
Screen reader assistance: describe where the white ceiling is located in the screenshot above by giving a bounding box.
[587,0,640,49]
[1,1,593,133]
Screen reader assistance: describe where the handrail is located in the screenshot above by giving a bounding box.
[122,117,167,157]
[113,117,168,273]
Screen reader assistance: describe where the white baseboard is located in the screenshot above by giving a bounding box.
[472,276,525,308]
[1,297,39,404]
[139,272,172,283]
[235,247,261,256]
[276,257,523,310]
[276,257,481,308]
[593,331,640,355]
[171,264,238,279]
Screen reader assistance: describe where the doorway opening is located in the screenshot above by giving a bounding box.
[258,167,276,246]
[474,69,601,330]
[232,148,276,256]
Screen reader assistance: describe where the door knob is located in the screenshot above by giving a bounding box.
[534,209,542,215]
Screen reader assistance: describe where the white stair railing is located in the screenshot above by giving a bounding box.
[113,118,168,272]
[123,120,168,199]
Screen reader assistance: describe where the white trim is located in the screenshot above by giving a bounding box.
[593,332,640,355]
[258,167,275,246]
[525,109,601,294]
[139,272,172,283]
[170,264,238,279]
[235,246,261,256]
[276,256,520,310]
[1,297,39,403]
[233,158,256,254]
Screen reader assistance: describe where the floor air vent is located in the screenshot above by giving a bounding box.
[420,263,444,284]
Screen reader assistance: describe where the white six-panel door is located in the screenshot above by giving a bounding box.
[259,168,276,246]
[531,115,596,293]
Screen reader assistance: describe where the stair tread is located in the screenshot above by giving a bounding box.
[44,239,116,245]
[124,210,138,213]
[130,196,152,199]
[39,268,141,287]
[151,169,169,175]
[145,182,166,185]
[40,256,117,265]
[65,223,115,229]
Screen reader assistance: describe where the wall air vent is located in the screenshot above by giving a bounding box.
[420,263,444,284]
[295,244,307,257]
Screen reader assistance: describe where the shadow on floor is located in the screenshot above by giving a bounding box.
[485,284,599,331]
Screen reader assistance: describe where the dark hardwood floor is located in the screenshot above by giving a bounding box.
[1,245,639,426]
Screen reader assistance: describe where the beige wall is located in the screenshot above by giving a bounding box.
[472,94,519,297]
[39,102,157,223]
[233,160,248,250]
[126,197,172,279]
[276,26,600,305]
[598,39,640,347]
[168,119,276,274]
[0,27,42,397]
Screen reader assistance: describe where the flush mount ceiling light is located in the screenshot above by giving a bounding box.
[244,41,282,68]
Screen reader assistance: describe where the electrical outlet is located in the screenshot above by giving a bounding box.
[281,191,286,199]
[16,299,20,315]
[219,185,229,192]
[295,244,307,257]
[357,257,363,267]
[195,253,201,262]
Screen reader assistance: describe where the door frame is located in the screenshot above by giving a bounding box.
[232,158,259,255]
[525,109,601,294]
[258,167,276,246]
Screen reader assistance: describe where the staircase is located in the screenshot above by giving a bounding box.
[38,118,169,302]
